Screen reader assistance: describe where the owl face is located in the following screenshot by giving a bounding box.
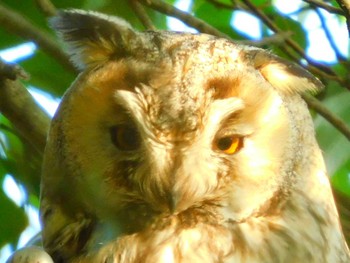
[40,10,350,263]
[46,10,323,221]
[51,30,297,222]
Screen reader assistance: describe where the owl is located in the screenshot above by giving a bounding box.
[7,9,350,263]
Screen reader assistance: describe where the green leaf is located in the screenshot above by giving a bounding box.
[28,194,40,209]
[0,0,85,50]
[53,0,86,9]
[193,1,243,39]
[0,32,23,51]
[314,90,350,180]
[82,0,109,10]
[21,50,75,97]
[195,1,232,32]
[0,1,48,50]
[164,0,178,4]
[260,0,275,15]
[332,159,350,196]
[0,189,28,247]
[0,116,42,197]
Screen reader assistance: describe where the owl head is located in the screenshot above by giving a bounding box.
[40,9,348,262]
[42,8,326,220]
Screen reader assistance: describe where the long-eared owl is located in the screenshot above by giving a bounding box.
[7,9,350,263]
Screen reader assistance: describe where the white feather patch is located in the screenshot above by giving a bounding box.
[204,97,244,141]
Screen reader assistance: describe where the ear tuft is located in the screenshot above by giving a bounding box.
[50,9,139,70]
[248,49,324,95]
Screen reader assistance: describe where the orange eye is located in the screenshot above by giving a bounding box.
[110,125,141,151]
[215,136,243,155]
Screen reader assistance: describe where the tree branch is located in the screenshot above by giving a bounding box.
[0,61,29,81]
[335,0,350,36]
[137,0,230,38]
[238,32,293,46]
[0,60,50,154]
[303,94,350,141]
[136,0,294,48]
[207,0,237,9]
[129,0,156,30]
[314,7,347,61]
[0,3,76,73]
[240,0,303,55]
[34,0,57,17]
[302,0,344,15]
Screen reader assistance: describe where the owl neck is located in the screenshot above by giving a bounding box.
[79,193,349,263]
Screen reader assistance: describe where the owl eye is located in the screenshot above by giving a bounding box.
[110,125,141,151]
[215,136,243,155]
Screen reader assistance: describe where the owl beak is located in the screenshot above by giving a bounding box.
[159,150,188,213]
[169,193,178,213]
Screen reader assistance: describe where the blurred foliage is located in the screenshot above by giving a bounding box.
[0,0,349,258]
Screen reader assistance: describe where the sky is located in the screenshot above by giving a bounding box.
[0,0,349,260]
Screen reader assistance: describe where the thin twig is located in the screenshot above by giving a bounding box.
[0,60,51,154]
[34,0,57,17]
[129,0,157,30]
[240,0,343,86]
[137,0,345,87]
[236,32,293,46]
[0,3,76,73]
[314,7,347,61]
[130,0,293,47]
[303,93,350,141]
[137,0,230,38]
[335,0,350,36]
[207,0,236,9]
[241,1,311,61]
[302,0,344,15]
[137,0,299,62]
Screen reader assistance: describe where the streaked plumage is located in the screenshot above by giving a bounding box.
[8,9,350,263]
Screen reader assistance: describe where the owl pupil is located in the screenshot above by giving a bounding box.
[217,137,234,151]
[215,136,242,154]
[110,125,140,151]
